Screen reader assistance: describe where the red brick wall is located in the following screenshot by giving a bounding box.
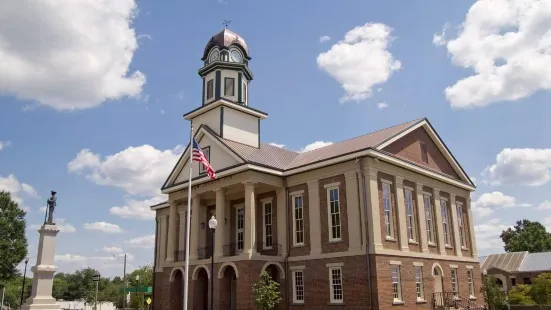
[382,127,461,180]
[378,172,400,250]
[288,183,310,257]
[319,174,349,254]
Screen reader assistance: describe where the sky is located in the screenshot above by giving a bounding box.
[1,0,551,278]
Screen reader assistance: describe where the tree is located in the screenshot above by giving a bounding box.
[529,273,551,305]
[252,271,282,310]
[0,191,28,283]
[500,220,551,253]
[508,284,534,305]
[481,275,509,310]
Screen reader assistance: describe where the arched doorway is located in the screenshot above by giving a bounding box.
[170,269,184,310]
[261,263,285,310]
[433,265,444,307]
[218,263,239,310]
[193,268,209,310]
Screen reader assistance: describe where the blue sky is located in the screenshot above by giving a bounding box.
[1,0,550,277]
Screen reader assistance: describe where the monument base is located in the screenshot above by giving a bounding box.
[22,224,61,310]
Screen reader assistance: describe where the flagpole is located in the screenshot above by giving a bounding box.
[183,121,194,310]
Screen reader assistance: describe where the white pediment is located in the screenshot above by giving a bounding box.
[162,127,244,190]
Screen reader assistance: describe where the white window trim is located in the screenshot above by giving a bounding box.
[292,270,305,304]
[324,181,341,188]
[262,200,273,250]
[415,266,425,301]
[292,194,305,246]
[329,266,344,304]
[467,269,475,297]
[391,265,403,303]
[441,199,450,246]
[389,260,402,265]
[381,178,393,185]
[382,182,394,239]
[326,262,344,268]
[405,189,416,241]
[326,186,342,242]
[235,204,245,253]
[451,268,459,297]
[424,195,434,243]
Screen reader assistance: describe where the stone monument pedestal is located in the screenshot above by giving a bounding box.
[22,224,61,310]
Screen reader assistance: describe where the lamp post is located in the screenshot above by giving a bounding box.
[19,258,29,307]
[113,254,128,309]
[208,215,217,310]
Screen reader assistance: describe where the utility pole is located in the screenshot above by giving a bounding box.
[93,274,100,310]
[123,254,127,310]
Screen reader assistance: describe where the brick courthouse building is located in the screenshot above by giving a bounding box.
[151,28,483,310]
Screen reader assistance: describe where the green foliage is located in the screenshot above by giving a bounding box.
[500,220,551,253]
[1,275,32,308]
[0,190,28,283]
[508,284,534,305]
[482,275,509,310]
[252,271,282,310]
[529,273,551,305]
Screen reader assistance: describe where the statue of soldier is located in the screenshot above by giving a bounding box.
[44,191,57,224]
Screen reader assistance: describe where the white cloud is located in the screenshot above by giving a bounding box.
[474,218,510,252]
[317,22,401,103]
[98,246,124,254]
[319,35,331,43]
[432,23,450,47]
[109,196,162,220]
[29,218,76,233]
[84,222,123,234]
[55,253,135,272]
[0,174,38,210]
[68,145,182,197]
[300,141,333,153]
[482,148,551,187]
[544,216,551,232]
[537,200,551,210]
[472,191,531,218]
[377,102,389,109]
[0,140,12,151]
[0,0,145,110]
[126,235,155,249]
[268,143,285,148]
[435,0,551,109]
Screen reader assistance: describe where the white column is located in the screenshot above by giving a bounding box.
[276,187,287,256]
[244,182,257,257]
[394,176,409,252]
[450,194,463,257]
[366,168,383,252]
[307,180,322,256]
[433,189,447,255]
[345,171,362,252]
[189,195,200,260]
[415,183,429,253]
[165,201,178,262]
[214,188,226,257]
[467,197,478,258]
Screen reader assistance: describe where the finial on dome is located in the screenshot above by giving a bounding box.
[223,19,231,28]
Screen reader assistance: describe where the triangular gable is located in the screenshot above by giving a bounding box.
[162,125,245,190]
[376,119,474,186]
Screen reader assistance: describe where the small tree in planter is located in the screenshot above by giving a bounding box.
[252,271,282,310]
[482,275,509,310]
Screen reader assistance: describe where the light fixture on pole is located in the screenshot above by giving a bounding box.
[19,257,29,307]
[208,215,217,310]
[93,273,100,310]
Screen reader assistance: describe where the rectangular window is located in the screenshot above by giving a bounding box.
[293,195,304,245]
[421,142,428,163]
[236,206,244,252]
[451,268,459,297]
[263,201,273,249]
[415,266,424,300]
[224,77,235,96]
[467,269,475,296]
[206,79,214,99]
[329,267,343,303]
[405,189,415,241]
[327,187,341,241]
[511,278,516,287]
[392,265,402,302]
[457,204,466,247]
[198,147,210,174]
[424,195,433,243]
[382,182,393,238]
[441,199,450,245]
[292,270,304,303]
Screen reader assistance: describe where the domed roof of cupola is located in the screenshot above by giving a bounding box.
[201,28,250,61]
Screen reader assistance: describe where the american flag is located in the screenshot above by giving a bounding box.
[192,138,216,180]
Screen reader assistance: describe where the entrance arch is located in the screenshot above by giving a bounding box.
[170,268,184,310]
[261,263,285,310]
[193,267,209,310]
[218,263,239,310]
[432,264,445,307]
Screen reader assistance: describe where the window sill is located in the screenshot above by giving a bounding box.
[292,244,305,248]
[445,245,453,249]
[329,239,343,243]
[469,296,477,300]
[428,242,437,247]
[408,240,419,245]
[328,302,344,306]
[386,237,397,242]
[461,247,469,251]
[392,301,405,305]
[291,303,305,306]
[416,299,427,304]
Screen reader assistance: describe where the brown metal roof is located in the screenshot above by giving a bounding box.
[202,28,250,60]
[221,138,299,170]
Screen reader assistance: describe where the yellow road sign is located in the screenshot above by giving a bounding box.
[146,298,152,305]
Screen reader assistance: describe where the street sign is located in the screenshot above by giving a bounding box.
[93,274,100,282]
[120,286,152,293]
[146,298,151,305]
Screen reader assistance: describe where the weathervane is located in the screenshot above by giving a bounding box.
[223,20,231,28]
